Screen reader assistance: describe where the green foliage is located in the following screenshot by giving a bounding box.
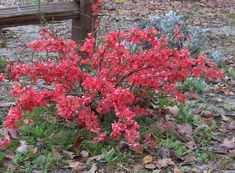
[20,108,77,149]
[12,150,62,173]
[0,151,5,162]
[101,113,116,133]
[0,57,7,72]
[136,117,155,134]
[31,0,40,5]
[4,107,77,172]
[151,94,176,109]
[194,148,214,163]
[193,125,213,147]
[160,135,187,157]
[80,140,128,164]
[176,105,200,126]
[80,140,107,156]
[179,77,206,94]
[225,66,235,79]
[101,147,126,164]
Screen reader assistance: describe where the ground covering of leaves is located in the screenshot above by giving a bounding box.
[0,0,235,172]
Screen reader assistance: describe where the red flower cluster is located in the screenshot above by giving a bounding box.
[91,0,102,16]
[1,28,223,149]
[0,73,4,81]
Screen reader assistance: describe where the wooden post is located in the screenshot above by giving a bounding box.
[72,0,94,41]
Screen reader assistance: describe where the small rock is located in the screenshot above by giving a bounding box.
[80,150,89,158]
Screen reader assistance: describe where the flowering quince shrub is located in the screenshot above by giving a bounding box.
[0,28,223,150]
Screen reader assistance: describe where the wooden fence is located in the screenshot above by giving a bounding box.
[0,0,95,41]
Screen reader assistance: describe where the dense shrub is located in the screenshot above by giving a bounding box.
[0,28,222,150]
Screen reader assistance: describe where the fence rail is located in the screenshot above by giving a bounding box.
[0,0,94,41]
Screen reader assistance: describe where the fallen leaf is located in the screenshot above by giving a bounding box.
[68,161,85,172]
[185,140,197,150]
[201,110,214,118]
[176,124,193,141]
[143,133,158,150]
[86,155,102,165]
[86,164,97,173]
[221,115,230,122]
[143,155,153,165]
[158,121,176,134]
[167,105,179,116]
[16,140,28,153]
[182,154,196,164]
[144,163,156,170]
[6,129,18,139]
[131,144,144,154]
[114,0,126,3]
[155,158,175,169]
[157,147,171,159]
[62,150,75,159]
[227,121,235,130]
[174,166,182,173]
[152,170,161,173]
[220,137,235,150]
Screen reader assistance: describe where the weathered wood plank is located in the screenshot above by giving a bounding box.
[72,0,95,41]
[0,2,80,27]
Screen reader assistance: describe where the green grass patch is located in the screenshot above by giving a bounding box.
[179,77,206,94]
[160,134,187,157]
[176,105,200,126]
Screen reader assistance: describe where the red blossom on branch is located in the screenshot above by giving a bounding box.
[0,73,4,81]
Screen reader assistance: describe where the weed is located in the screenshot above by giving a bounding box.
[220,64,235,79]
[193,125,212,147]
[136,117,156,135]
[179,77,206,94]
[194,148,214,163]
[176,105,200,126]
[101,147,126,164]
[151,94,176,108]
[160,134,187,157]
[3,107,77,172]
[0,151,5,162]
[0,57,7,72]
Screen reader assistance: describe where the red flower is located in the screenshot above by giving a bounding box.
[3,106,22,129]
[0,73,4,81]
